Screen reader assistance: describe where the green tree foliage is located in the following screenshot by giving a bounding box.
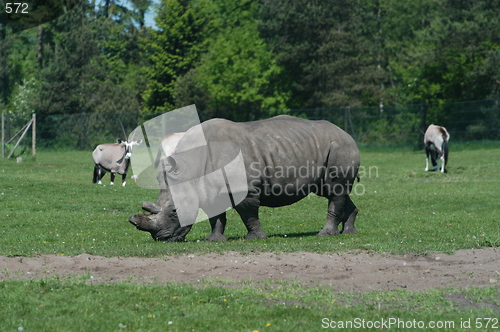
[0,29,38,114]
[2,1,150,148]
[36,3,99,115]
[2,0,500,136]
[259,0,392,109]
[390,0,500,105]
[141,0,208,119]
[176,0,288,120]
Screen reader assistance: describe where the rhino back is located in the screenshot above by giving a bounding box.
[202,116,357,169]
[197,116,359,204]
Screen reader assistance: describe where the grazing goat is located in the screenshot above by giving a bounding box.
[92,139,142,186]
[424,124,450,173]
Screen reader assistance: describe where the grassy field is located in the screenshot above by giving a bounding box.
[1,144,499,331]
[1,144,498,257]
[1,278,498,331]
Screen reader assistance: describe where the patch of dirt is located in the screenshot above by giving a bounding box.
[1,248,498,292]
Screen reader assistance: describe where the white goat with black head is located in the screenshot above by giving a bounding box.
[424,124,450,173]
[92,139,142,186]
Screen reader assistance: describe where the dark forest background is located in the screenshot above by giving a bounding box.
[1,0,500,148]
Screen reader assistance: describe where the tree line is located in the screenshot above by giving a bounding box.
[1,0,499,128]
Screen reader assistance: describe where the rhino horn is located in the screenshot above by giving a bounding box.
[142,201,162,214]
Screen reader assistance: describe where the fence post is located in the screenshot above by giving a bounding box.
[7,118,32,159]
[32,113,36,156]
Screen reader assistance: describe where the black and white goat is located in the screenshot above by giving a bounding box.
[424,124,450,173]
[92,139,142,186]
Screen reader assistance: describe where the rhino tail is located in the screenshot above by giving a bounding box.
[323,141,340,183]
[324,140,359,184]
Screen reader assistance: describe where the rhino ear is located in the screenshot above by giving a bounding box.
[166,156,177,173]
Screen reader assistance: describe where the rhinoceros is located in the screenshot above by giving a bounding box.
[128,115,360,242]
[153,132,185,168]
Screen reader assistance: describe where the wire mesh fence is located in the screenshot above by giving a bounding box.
[1,111,140,155]
[2,99,499,155]
[288,99,500,146]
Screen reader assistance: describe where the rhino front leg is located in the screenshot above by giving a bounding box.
[204,213,228,241]
[235,201,267,240]
[340,195,358,234]
[318,195,346,237]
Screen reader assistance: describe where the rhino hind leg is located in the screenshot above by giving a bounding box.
[244,218,267,240]
[204,213,228,241]
[235,202,267,240]
[318,195,358,237]
[340,195,358,234]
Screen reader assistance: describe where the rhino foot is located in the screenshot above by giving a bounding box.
[204,233,228,242]
[317,228,341,237]
[245,230,267,240]
[341,227,358,235]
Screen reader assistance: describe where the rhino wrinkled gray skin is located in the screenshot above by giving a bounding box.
[128,115,360,242]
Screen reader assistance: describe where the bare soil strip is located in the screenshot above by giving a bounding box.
[1,248,498,292]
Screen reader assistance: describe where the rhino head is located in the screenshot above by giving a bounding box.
[128,151,203,241]
[128,137,247,242]
[128,200,193,242]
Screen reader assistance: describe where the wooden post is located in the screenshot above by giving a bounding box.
[7,119,32,159]
[1,113,4,158]
[32,113,36,156]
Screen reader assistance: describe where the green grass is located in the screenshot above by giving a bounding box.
[1,145,499,331]
[0,278,498,332]
[1,145,499,257]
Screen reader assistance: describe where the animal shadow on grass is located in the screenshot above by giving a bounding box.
[220,232,319,241]
[268,231,320,239]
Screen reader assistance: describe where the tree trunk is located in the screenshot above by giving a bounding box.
[37,25,43,69]
[0,25,6,105]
